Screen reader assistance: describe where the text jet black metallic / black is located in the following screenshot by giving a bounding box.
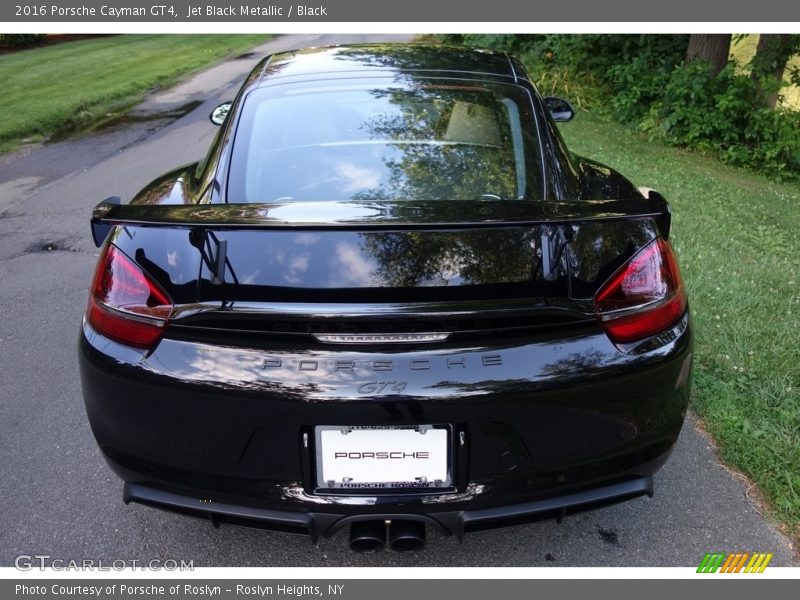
[79,44,693,552]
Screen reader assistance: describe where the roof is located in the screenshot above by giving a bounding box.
[258,43,518,84]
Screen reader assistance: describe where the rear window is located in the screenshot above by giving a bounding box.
[227,78,543,203]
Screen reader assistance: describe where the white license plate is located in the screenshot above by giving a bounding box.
[315,426,450,490]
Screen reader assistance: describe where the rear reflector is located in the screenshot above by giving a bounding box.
[86,245,173,348]
[594,238,686,344]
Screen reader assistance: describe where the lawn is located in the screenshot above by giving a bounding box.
[560,112,800,543]
[0,34,270,149]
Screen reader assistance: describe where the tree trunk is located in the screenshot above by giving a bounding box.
[750,34,796,109]
[686,34,732,77]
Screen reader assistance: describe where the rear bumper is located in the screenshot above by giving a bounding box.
[124,475,655,542]
[79,311,692,536]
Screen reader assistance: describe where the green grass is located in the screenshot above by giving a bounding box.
[560,113,800,542]
[0,34,270,148]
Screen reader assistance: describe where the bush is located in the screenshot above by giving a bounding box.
[439,34,544,55]
[606,37,689,121]
[442,35,689,114]
[642,62,800,178]
[0,34,46,49]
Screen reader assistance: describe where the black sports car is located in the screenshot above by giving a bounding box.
[79,44,692,552]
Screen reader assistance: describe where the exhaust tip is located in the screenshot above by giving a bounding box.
[389,520,426,552]
[349,520,386,552]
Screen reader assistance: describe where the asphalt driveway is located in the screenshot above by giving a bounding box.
[0,33,795,567]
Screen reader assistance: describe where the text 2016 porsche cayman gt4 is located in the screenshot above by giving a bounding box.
[79,44,692,552]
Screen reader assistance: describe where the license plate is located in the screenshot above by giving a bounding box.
[315,425,450,490]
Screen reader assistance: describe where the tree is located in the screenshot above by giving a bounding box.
[748,34,800,108]
[685,34,732,77]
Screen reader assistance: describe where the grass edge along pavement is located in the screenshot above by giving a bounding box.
[0,34,271,151]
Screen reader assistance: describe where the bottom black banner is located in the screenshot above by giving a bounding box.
[3,579,793,600]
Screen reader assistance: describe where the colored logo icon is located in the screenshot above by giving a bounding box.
[697,552,773,573]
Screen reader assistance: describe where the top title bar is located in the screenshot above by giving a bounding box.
[4,0,800,22]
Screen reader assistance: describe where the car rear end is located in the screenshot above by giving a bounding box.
[79,200,692,549]
[79,48,692,550]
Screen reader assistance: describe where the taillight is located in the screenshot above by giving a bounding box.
[594,238,686,344]
[86,245,173,348]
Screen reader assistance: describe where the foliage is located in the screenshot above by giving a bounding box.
[748,34,800,82]
[0,34,46,49]
[730,34,800,110]
[438,34,800,180]
[640,62,800,178]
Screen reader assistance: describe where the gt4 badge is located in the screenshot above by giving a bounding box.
[356,381,408,394]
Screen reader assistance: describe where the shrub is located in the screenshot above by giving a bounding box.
[642,62,800,178]
[0,34,46,49]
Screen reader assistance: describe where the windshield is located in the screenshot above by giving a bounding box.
[227,77,543,203]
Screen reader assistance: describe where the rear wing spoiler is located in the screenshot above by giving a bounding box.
[90,193,671,248]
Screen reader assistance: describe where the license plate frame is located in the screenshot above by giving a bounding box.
[314,424,452,491]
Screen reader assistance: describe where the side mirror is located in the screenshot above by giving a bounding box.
[543,97,575,122]
[209,102,232,126]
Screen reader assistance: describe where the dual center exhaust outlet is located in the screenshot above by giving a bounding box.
[349,519,426,552]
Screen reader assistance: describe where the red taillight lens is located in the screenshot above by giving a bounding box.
[594,238,686,344]
[86,245,173,348]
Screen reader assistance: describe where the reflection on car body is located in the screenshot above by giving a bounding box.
[79,44,692,552]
